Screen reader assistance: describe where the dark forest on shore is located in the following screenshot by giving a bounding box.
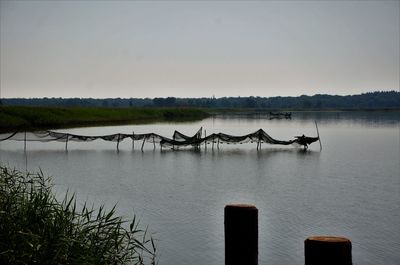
[1,91,399,110]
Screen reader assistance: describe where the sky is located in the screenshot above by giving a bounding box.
[0,0,399,99]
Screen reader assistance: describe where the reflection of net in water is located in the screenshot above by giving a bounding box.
[0,128,319,151]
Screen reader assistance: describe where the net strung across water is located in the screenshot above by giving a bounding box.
[0,128,320,151]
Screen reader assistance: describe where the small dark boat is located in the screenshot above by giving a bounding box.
[269,112,292,119]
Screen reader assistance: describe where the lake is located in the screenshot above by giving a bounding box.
[0,111,399,265]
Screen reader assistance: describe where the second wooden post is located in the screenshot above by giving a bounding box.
[305,236,352,265]
[225,204,258,265]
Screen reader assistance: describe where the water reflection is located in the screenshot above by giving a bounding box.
[0,112,399,265]
[215,111,400,127]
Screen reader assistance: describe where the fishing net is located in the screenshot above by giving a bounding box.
[0,128,319,150]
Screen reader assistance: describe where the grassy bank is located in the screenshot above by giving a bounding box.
[0,106,210,133]
[0,166,156,265]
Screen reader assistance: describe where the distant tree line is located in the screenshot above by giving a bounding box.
[0,98,153,108]
[1,91,399,110]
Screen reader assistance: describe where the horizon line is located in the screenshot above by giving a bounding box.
[1,90,398,100]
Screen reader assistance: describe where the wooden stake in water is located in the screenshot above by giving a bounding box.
[24,131,27,152]
[152,135,156,150]
[195,127,201,150]
[65,134,69,151]
[132,131,135,150]
[116,134,121,151]
[305,236,352,265]
[225,204,258,265]
[204,130,207,151]
[141,137,146,152]
[172,132,175,150]
[315,120,322,151]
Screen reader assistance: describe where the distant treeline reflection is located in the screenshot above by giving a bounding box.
[216,111,400,127]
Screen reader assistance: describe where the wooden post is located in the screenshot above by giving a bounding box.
[315,120,322,151]
[152,135,156,150]
[217,138,220,149]
[204,130,207,151]
[141,136,146,152]
[24,131,27,152]
[225,204,258,265]
[65,134,69,151]
[116,134,121,151]
[199,128,202,150]
[172,132,175,150]
[132,131,135,150]
[305,236,352,265]
[212,135,215,150]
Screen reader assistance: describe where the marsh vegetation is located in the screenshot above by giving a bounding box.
[0,166,156,265]
[0,106,209,132]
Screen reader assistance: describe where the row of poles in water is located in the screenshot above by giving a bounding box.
[111,130,265,152]
[19,130,267,152]
[17,121,322,152]
[104,130,267,152]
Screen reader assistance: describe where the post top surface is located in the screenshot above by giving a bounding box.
[225,204,257,209]
[306,236,351,243]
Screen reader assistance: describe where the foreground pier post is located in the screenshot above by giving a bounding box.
[225,204,258,265]
[305,236,352,265]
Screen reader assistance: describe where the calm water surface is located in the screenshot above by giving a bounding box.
[1,112,399,265]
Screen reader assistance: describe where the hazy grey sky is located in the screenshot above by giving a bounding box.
[1,0,399,98]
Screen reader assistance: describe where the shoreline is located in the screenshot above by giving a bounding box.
[0,106,210,133]
[1,106,398,133]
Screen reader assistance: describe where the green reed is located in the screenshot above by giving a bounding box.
[0,166,156,265]
[0,106,209,132]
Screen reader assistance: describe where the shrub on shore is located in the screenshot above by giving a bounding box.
[0,166,156,265]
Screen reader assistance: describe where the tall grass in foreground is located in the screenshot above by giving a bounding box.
[0,166,156,265]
